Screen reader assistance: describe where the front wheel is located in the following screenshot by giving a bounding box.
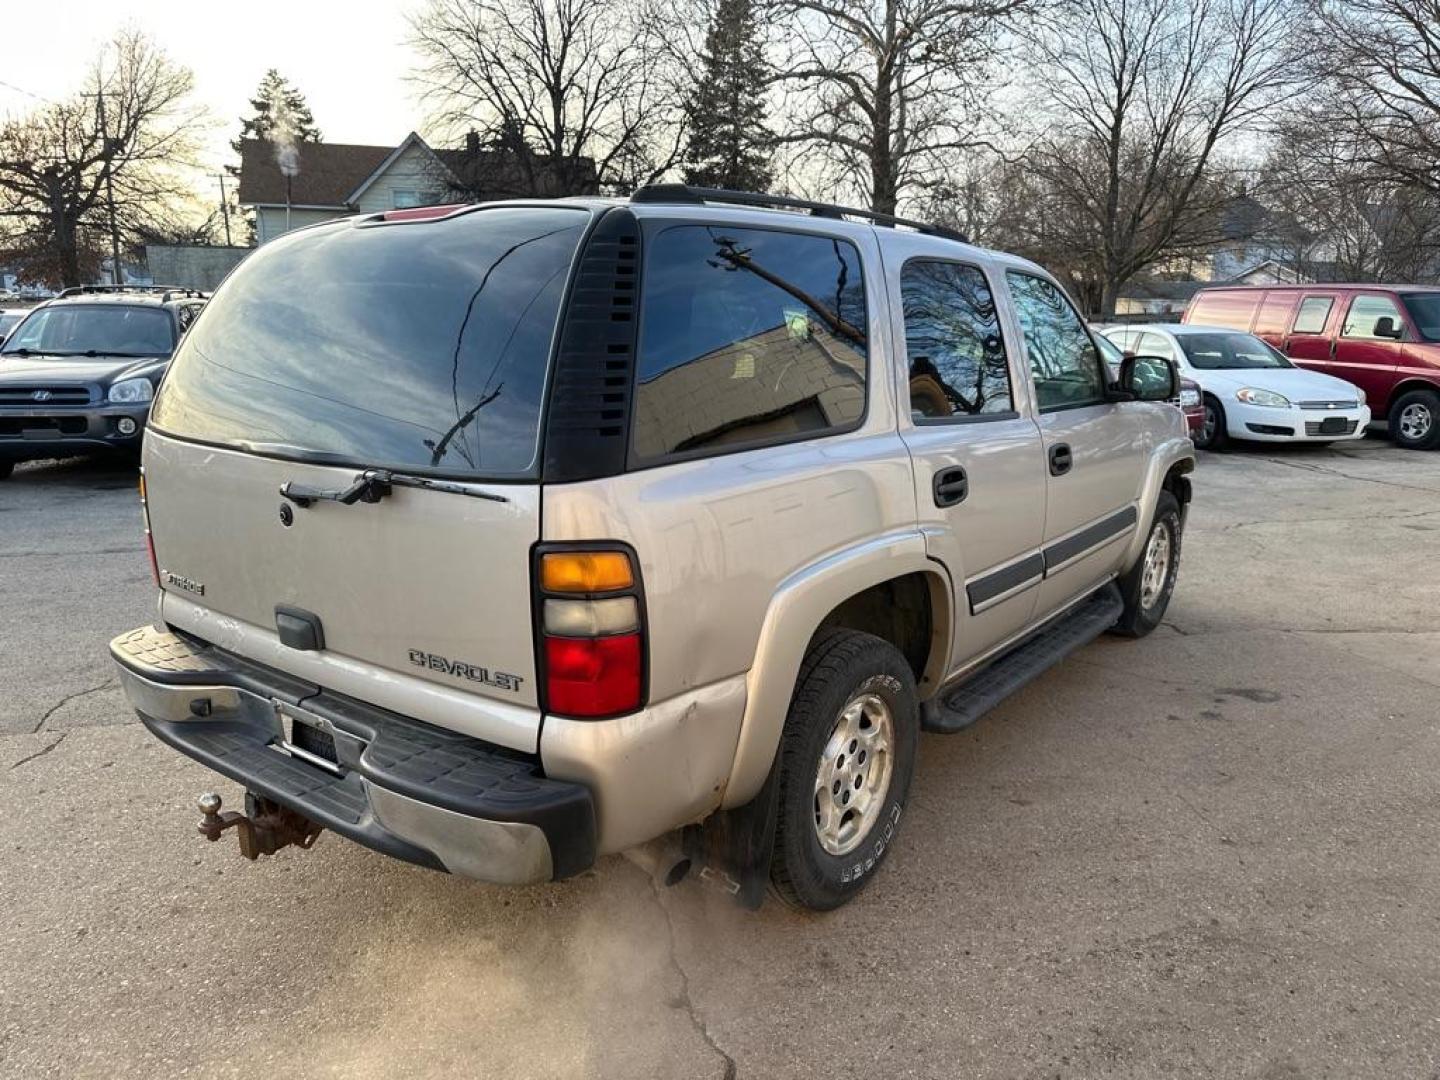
[1195,394,1229,451]
[1389,388,1440,450]
[1111,491,1182,638]
[770,630,919,911]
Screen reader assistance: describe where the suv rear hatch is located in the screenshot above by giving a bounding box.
[143,205,595,752]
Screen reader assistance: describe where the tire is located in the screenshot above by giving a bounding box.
[770,629,919,911]
[1196,394,1229,451]
[1111,491,1182,638]
[1388,388,1440,450]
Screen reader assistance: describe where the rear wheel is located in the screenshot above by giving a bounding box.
[1196,395,1229,451]
[1111,491,1181,638]
[1389,388,1440,450]
[770,629,918,911]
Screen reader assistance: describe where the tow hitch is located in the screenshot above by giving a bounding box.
[196,792,324,860]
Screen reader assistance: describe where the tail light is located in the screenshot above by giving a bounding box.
[139,470,159,587]
[535,547,644,718]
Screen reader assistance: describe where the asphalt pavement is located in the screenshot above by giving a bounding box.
[2,438,1438,1079]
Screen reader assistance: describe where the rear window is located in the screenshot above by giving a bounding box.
[632,225,867,462]
[1402,293,1440,342]
[1,304,174,357]
[149,206,589,478]
[1187,291,1259,332]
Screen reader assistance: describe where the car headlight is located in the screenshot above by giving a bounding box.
[1236,387,1290,408]
[1356,388,1366,405]
[1179,387,1201,407]
[108,378,154,404]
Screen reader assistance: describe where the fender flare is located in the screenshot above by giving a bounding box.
[1120,437,1195,570]
[721,529,950,808]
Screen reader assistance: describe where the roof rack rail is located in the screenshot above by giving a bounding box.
[55,284,206,302]
[630,184,968,244]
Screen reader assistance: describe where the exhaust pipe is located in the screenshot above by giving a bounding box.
[624,833,693,887]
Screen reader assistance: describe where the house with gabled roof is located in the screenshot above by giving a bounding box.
[236,131,598,245]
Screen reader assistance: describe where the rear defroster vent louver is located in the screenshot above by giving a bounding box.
[542,209,641,483]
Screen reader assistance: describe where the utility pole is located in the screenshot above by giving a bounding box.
[95,88,123,285]
[215,173,233,246]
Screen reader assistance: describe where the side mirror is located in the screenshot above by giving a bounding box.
[1119,354,1178,402]
[1374,316,1403,340]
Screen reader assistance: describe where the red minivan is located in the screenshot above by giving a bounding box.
[1183,285,1440,450]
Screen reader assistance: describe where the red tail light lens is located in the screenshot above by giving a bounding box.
[144,532,160,588]
[544,633,642,718]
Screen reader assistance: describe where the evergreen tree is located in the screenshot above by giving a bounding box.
[682,0,773,192]
[229,69,322,165]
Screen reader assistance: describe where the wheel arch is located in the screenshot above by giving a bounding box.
[1385,378,1440,417]
[721,531,951,808]
[1120,440,1195,571]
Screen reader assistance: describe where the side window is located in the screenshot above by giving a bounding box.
[176,304,200,335]
[1342,294,1404,339]
[900,259,1012,421]
[634,225,867,462]
[1006,271,1106,411]
[1136,331,1176,361]
[1292,296,1334,335]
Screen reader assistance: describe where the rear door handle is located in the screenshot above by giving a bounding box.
[1049,443,1072,476]
[933,466,969,507]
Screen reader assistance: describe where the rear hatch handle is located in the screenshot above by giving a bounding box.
[279,469,508,508]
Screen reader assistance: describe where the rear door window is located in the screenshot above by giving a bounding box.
[1136,331,1177,362]
[900,259,1013,421]
[1292,296,1335,335]
[149,206,590,478]
[632,225,867,462]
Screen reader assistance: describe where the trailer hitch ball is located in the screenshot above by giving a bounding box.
[195,791,324,859]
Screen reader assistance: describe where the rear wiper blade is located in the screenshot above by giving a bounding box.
[279,468,508,508]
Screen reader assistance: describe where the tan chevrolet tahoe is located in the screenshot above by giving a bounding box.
[110,186,1195,911]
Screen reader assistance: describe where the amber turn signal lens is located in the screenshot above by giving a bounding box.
[540,551,634,593]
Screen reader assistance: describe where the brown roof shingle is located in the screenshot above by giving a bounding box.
[236,139,394,206]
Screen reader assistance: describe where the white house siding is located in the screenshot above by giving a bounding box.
[255,206,352,245]
[352,142,450,214]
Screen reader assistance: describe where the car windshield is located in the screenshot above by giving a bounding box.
[1179,332,1291,370]
[0,304,174,357]
[1401,293,1440,342]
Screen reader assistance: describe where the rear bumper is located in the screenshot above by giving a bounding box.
[0,404,148,459]
[110,624,596,884]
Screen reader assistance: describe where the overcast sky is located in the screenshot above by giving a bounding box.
[0,0,430,204]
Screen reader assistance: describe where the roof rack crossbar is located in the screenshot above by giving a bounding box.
[630,184,968,243]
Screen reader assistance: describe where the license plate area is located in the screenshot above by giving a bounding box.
[1318,416,1347,434]
[272,700,344,775]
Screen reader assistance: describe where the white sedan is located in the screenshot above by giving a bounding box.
[1100,323,1371,451]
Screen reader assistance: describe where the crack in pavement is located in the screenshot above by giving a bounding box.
[1260,456,1440,495]
[10,733,66,770]
[31,679,118,734]
[649,878,738,1080]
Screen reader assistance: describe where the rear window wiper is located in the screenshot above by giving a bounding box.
[279,468,508,508]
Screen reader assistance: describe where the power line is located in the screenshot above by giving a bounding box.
[0,78,52,103]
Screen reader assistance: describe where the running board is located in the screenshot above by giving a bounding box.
[923,584,1123,734]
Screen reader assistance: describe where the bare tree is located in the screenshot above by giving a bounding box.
[0,31,204,288]
[410,0,686,195]
[1261,121,1440,282]
[1005,0,1306,314]
[1307,0,1440,197]
[769,0,1032,215]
